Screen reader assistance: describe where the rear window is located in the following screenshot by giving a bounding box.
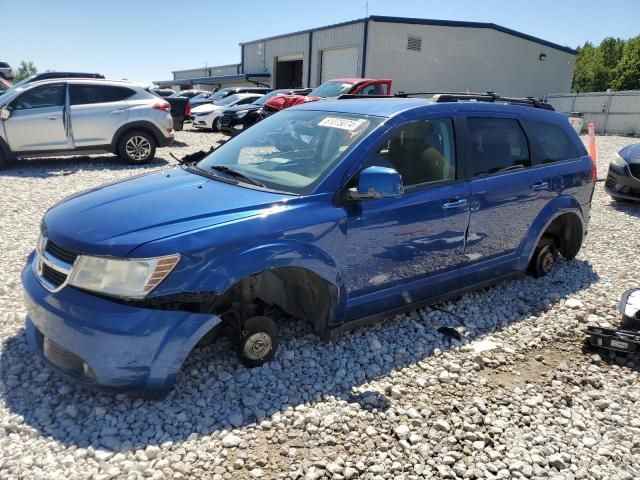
[527,121,582,163]
[70,85,135,105]
[0,62,9,68]
[467,117,531,177]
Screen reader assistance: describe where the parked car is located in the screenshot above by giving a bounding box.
[170,89,209,99]
[218,88,312,136]
[605,143,640,201]
[191,93,263,130]
[0,78,173,168]
[0,61,15,80]
[149,88,190,131]
[0,77,12,93]
[190,87,272,109]
[21,94,595,396]
[247,78,393,130]
[150,87,176,98]
[7,72,104,92]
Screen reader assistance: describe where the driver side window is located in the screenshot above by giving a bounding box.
[366,118,456,187]
[12,84,66,111]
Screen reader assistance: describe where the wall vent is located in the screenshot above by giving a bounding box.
[407,35,422,52]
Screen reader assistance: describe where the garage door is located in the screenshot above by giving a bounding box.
[321,47,359,83]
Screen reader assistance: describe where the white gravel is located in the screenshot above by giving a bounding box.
[0,131,639,479]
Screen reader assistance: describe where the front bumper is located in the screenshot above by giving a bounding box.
[22,252,221,396]
[604,165,640,201]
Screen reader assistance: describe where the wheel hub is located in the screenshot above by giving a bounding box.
[125,136,151,161]
[541,251,554,273]
[242,332,272,360]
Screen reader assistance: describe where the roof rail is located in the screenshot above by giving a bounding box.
[338,91,554,110]
[396,91,555,110]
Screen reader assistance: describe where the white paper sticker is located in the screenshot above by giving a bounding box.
[318,117,367,131]
[610,340,628,350]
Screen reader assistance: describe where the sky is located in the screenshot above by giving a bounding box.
[2,0,639,84]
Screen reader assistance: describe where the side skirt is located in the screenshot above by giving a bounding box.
[325,271,524,341]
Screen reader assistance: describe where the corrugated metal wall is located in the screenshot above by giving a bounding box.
[173,64,239,81]
[243,33,309,86]
[364,21,575,98]
[310,22,365,86]
[547,91,640,135]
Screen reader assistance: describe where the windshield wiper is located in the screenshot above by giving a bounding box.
[209,166,266,187]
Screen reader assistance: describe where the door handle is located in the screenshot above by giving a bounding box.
[442,199,468,209]
[530,182,549,191]
[110,109,126,114]
[47,115,59,120]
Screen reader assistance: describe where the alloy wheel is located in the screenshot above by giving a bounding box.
[125,136,151,161]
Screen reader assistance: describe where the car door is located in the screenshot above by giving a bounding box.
[3,83,69,151]
[69,84,133,147]
[342,117,471,320]
[462,115,548,283]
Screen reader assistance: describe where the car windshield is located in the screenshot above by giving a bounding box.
[252,90,286,106]
[209,89,231,101]
[0,75,36,98]
[309,81,354,99]
[213,94,246,106]
[195,109,382,194]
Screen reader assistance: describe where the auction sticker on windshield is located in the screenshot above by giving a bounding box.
[318,117,368,131]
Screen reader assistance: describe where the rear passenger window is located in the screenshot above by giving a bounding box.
[367,118,456,187]
[467,117,530,177]
[527,121,581,163]
[70,85,134,105]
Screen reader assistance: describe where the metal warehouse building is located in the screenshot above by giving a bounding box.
[157,16,577,98]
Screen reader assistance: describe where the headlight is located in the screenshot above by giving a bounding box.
[235,110,248,119]
[68,254,180,298]
[611,153,627,169]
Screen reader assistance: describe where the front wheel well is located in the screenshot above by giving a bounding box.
[212,267,336,335]
[541,212,584,260]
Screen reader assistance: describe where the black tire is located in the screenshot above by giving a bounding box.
[239,316,278,368]
[610,195,628,203]
[215,117,223,132]
[528,235,558,278]
[117,130,156,164]
[0,73,5,80]
[173,119,183,132]
[0,148,5,170]
[210,117,219,132]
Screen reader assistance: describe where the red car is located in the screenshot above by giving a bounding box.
[264,77,392,112]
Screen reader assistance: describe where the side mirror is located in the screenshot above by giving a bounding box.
[0,106,10,121]
[347,166,404,201]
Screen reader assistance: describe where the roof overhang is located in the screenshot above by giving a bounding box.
[154,73,270,87]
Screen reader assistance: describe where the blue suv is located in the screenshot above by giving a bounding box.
[22,94,596,396]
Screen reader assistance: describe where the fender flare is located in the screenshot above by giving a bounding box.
[110,120,165,151]
[516,195,585,270]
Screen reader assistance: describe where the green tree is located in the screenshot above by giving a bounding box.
[14,61,37,82]
[610,36,640,91]
[572,42,607,92]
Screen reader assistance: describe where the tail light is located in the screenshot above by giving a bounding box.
[184,102,191,117]
[153,102,171,112]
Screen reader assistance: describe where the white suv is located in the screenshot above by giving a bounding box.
[0,62,14,80]
[0,79,174,168]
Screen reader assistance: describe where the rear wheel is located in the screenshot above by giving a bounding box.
[529,236,558,278]
[117,130,156,164]
[239,316,278,368]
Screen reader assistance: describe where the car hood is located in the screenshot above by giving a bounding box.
[43,167,291,257]
[620,144,640,164]
[191,103,225,114]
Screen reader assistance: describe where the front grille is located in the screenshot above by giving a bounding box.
[605,175,617,189]
[629,164,640,179]
[42,263,66,288]
[45,240,78,264]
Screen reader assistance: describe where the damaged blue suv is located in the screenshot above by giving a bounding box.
[22,93,596,395]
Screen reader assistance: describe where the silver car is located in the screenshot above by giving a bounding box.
[0,79,174,168]
[0,62,14,80]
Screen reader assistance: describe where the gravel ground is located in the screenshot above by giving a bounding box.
[0,130,639,480]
